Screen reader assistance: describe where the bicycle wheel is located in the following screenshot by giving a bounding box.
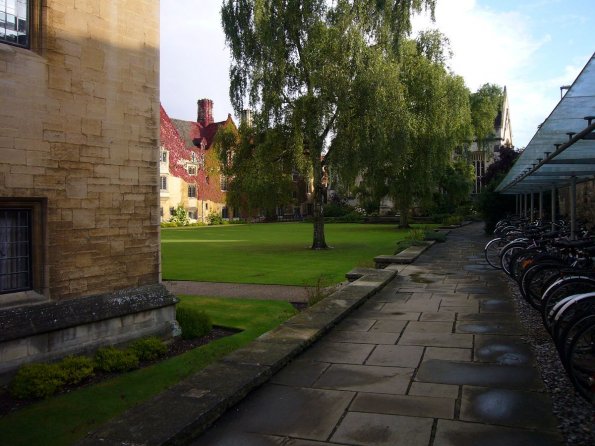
[520,262,564,309]
[542,277,595,332]
[566,315,595,402]
[558,312,595,370]
[484,237,504,269]
[551,293,595,350]
[500,241,529,276]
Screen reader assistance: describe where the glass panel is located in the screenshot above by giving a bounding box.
[0,209,32,293]
[0,0,28,47]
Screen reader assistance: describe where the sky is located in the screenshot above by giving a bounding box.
[160,0,593,148]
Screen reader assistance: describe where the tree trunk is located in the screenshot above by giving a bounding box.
[311,157,328,249]
[399,202,410,229]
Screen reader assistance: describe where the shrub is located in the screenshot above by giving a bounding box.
[160,221,178,228]
[424,230,446,243]
[406,228,426,241]
[9,363,66,399]
[207,212,223,225]
[170,205,189,226]
[95,347,139,373]
[58,356,95,385]
[443,215,463,226]
[176,306,212,339]
[130,337,168,361]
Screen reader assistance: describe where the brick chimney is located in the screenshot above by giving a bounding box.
[197,99,214,126]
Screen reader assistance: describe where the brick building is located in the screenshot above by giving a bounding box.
[160,100,237,223]
[0,0,177,379]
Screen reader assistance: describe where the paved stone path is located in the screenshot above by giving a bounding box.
[191,223,564,446]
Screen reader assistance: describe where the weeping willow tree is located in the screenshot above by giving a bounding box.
[221,0,436,248]
[330,30,473,227]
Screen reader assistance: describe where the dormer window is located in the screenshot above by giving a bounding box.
[187,165,197,175]
[191,152,197,163]
[161,150,168,163]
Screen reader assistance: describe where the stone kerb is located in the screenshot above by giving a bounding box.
[374,241,435,268]
[78,269,397,445]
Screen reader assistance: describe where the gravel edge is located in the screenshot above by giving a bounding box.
[507,277,594,446]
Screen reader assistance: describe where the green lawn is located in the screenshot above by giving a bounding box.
[161,222,420,286]
[0,297,296,446]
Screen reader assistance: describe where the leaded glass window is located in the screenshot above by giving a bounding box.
[0,209,32,294]
[0,0,29,47]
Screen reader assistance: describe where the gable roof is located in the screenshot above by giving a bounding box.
[170,114,236,151]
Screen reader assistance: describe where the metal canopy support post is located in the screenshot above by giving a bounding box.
[551,186,556,230]
[525,193,529,217]
[570,176,577,239]
[530,192,535,222]
[515,195,519,215]
[539,191,543,220]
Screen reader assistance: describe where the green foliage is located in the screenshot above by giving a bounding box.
[406,228,426,241]
[434,160,475,213]
[470,83,503,149]
[129,337,168,362]
[176,306,212,340]
[94,347,139,373]
[169,205,189,226]
[221,0,437,248]
[160,221,178,228]
[476,176,516,234]
[58,356,94,385]
[0,297,296,446]
[424,230,446,243]
[207,212,224,225]
[443,215,463,226]
[10,363,66,399]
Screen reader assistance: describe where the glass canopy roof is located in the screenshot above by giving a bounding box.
[496,53,595,195]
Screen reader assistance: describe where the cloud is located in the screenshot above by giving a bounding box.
[160,1,235,122]
[412,0,563,147]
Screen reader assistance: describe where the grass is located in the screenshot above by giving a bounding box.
[161,222,429,286]
[0,296,297,446]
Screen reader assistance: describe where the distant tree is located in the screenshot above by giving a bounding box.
[216,123,297,219]
[331,32,473,227]
[482,145,521,186]
[436,159,476,212]
[470,84,503,149]
[221,0,436,248]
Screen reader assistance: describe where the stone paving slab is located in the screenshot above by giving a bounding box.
[460,386,560,431]
[194,384,355,443]
[373,241,435,267]
[365,344,425,368]
[313,363,413,394]
[416,359,543,390]
[331,412,433,446]
[473,335,534,365]
[434,420,564,446]
[350,392,455,418]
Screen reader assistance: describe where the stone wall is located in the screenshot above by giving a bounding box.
[0,1,176,376]
[0,0,161,301]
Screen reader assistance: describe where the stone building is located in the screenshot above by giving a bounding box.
[160,100,238,223]
[0,0,176,380]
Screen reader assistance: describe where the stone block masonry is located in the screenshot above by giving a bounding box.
[0,1,173,375]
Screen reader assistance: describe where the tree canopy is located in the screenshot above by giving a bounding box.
[470,83,504,149]
[221,0,436,248]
